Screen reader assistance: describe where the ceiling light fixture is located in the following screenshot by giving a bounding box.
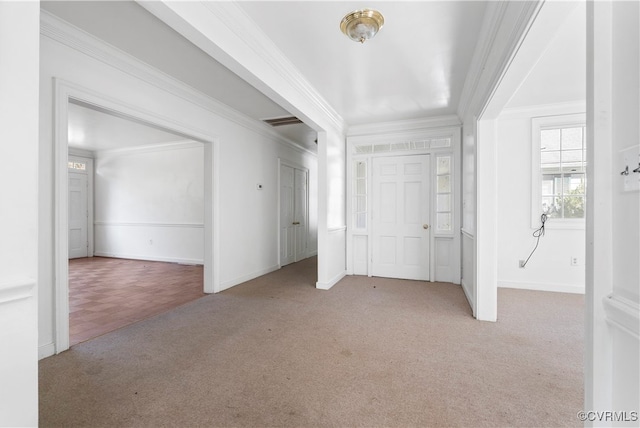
[340,9,384,44]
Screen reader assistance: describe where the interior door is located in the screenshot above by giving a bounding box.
[280,164,295,266]
[372,155,430,280]
[68,172,88,259]
[293,168,308,262]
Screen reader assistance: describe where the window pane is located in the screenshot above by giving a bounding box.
[355,212,367,229]
[541,129,561,151]
[564,174,585,194]
[355,195,366,212]
[563,195,585,218]
[540,150,561,166]
[542,196,558,215]
[355,178,366,195]
[437,175,450,193]
[437,156,451,175]
[561,127,583,149]
[541,175,556,195]
[355,161,366,178]
[437,213,452,231]
[437,194,451,212]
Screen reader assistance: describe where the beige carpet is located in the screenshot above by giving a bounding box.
[39,257,584,427]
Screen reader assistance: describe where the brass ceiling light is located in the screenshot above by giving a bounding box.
[340,9,385,44]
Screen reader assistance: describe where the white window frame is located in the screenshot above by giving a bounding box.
[531,113,586,229]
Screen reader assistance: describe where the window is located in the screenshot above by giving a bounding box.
[68,161,86,171]
[435,155,453,232]
[352,160,367,230]
[532,114,586,226]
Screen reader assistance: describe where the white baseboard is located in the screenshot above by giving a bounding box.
[218,264,280,292]
[461,277,475,314]
[39,342,55,360]
[316,270,346,290]
[93,252,203,266]
[307,249,318,257]
[498,280,585,294]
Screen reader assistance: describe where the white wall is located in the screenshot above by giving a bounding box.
[94,142,205,264]
[0,2,40,426]
[39,16,318,357]
[496,105,586,294]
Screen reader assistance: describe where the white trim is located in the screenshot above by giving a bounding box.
[0,277,35,305]
[68,147,94,158]
[93,140,203,158]
[348,126,461,148]
[498,280,585,294]
[316,270,346,291]
[52,79,219,354]
[328,226,347,233]
[460,278,474,310]
[348,115,461,137]
[40,10,317,158]
[603,294,640,339]
[461,228,475,239]
[499,101,586,119]
[94,221,204,229]
[218,264,280,292]
[93,252,203,266]
[38,343,56,360]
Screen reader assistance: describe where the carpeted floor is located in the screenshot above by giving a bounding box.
[39,256,584,427]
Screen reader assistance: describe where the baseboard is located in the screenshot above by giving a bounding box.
[460,277,474,314]
[307,249,318,257]
[39,342,56,360]
[498,280,585,294]
[316,270,346,290]
[93,252,203,266]
[218,264,280,292]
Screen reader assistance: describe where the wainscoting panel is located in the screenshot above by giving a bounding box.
[94,222,204,264]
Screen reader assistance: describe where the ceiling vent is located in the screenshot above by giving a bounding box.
[262,116,303,127]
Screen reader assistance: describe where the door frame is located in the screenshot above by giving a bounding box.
[277,158,310,267]
[68,154,94,258]
[53,79,220,353]
[345,125,462,283]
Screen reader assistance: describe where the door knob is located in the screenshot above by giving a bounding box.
[423,224,429,230]
[293,222,300,225]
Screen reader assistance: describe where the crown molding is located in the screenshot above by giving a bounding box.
[201,2,346,136]
[457,1,543,120]
[40,10,316,158]
[498,100,586,119]
[347,115,461,138]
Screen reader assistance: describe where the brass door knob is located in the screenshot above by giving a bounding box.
[423,224,429,230]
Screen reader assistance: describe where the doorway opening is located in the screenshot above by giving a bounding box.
[54,80,218,353]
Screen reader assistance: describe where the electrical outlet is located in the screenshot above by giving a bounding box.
[519,260,526,268]
[570,256,580,266]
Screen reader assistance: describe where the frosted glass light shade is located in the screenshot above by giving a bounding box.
[340,9,385,43]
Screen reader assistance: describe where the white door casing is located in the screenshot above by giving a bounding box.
[372,155,430,280]
[68,172,88,259]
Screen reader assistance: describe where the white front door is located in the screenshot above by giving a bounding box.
[68,172,88,259]
[372,155,430,280]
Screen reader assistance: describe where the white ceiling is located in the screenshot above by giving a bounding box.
[43,1,489,138]
[506,1,586,109]
[239,1,488,125]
